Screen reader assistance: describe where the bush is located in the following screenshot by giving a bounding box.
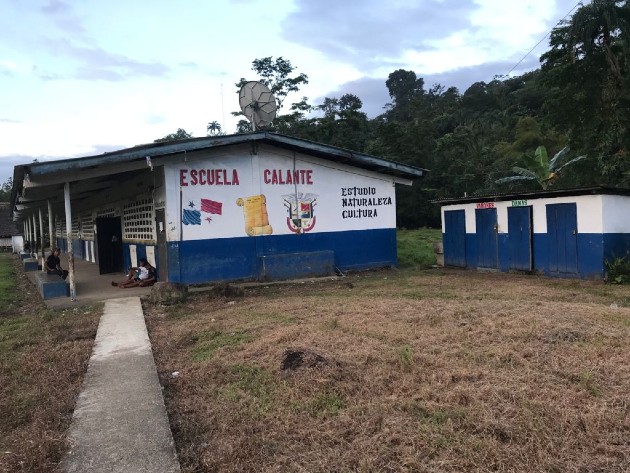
[604,256,630,284]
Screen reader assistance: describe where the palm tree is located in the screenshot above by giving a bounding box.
[207,121,222,136]
[495,146,586,190]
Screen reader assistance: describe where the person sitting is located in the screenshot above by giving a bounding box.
[111,258,157,288]
[45,248,68,279]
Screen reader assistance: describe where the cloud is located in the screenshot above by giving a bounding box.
[282,0,476,72]
[0,118,21,124]
[41,0,71,15]
[41,0,87,34]
[38,37,171,81]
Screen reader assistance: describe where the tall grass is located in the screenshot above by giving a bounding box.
[0,254,16,312]
[397,228,442,268]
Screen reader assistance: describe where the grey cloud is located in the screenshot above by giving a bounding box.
[40,37,171,81]
[0,118,21,123]
[41,0,71,15]
[282,0,475,71]
[41,0,86,34]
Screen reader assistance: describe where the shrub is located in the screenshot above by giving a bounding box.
[604,256,630,284]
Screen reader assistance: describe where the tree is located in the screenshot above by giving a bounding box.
[206,121,222,136]
[495,146,586,190]
[385,69,425,121]
[0,177,12,202]
[154,128,193,143]
[540,0,630,184]
[235,56,309,112]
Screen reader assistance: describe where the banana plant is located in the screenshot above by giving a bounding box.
[496,146,586,190]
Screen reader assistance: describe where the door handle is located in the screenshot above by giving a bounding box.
[572,229,576,235]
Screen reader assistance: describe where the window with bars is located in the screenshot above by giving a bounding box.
[70,217,81,238]
[96,207,117,218]
[122,198,155,242]
[81,215,95,240]
[55,220,63,237]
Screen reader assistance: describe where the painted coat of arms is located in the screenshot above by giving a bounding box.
[283,192,318,233]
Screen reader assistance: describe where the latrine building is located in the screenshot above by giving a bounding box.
[438,187,630,279]
[11,132,424,285]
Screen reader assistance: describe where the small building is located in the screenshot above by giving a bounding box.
[0,202,23,253]
[11,132,424,285]
[437,187,630,279]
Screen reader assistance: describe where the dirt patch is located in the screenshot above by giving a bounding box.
[145,269,630,472]
[280,348,336,371]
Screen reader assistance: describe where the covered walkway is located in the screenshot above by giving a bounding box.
[24,253,153,308]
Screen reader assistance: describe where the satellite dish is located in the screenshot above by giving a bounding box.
[239,81,277,131]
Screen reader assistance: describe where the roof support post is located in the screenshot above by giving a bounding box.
[64,182,76,301]
[32,214,37,257]
[28,216,31,250]
[38,207,45,271]
[48,200,54,251]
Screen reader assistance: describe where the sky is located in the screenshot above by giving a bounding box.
[0,0,582,184]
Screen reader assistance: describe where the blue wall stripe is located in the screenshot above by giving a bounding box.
[168,228,397,284]
[445,232,619,279]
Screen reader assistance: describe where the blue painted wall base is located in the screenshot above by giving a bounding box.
[259,251,335,281]
[443,231,629,279]
[167,228,396,284]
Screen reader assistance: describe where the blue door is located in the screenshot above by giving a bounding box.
[508,206,532,271]
[444,210,466,267]
[546,203,578,274]
[476,208,498,268]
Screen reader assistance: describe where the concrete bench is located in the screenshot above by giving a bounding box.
[34,272,69,300]
[23,258,39,271]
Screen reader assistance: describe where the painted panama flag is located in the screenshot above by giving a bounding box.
[182,198,223,225]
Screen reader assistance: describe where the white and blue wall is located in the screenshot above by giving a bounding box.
[162,144,401,283]
[440,190,630,279]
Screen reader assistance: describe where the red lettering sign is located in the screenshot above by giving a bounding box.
[476,202,495,209]
[179,169,240,186]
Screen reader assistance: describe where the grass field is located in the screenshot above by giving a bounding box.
[146,267,630,472]
[396,227,441,268]
[0,254,101,473]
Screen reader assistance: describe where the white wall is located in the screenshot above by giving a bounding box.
[602,195,630,233]
[163,144,397,242]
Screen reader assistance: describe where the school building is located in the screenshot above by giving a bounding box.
[11,132,424,287]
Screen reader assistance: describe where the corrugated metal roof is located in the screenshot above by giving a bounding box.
[432,186,630,205]
[14,131,425,180]
[10,132,426,222]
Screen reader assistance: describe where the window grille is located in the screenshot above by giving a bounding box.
[96,207,117,218]
[70,216,81,238]
[122,198,155,242]
[81,215,94,240]
[55,219,62,237]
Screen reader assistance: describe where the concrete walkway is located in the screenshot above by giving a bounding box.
[61,296,180,473]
